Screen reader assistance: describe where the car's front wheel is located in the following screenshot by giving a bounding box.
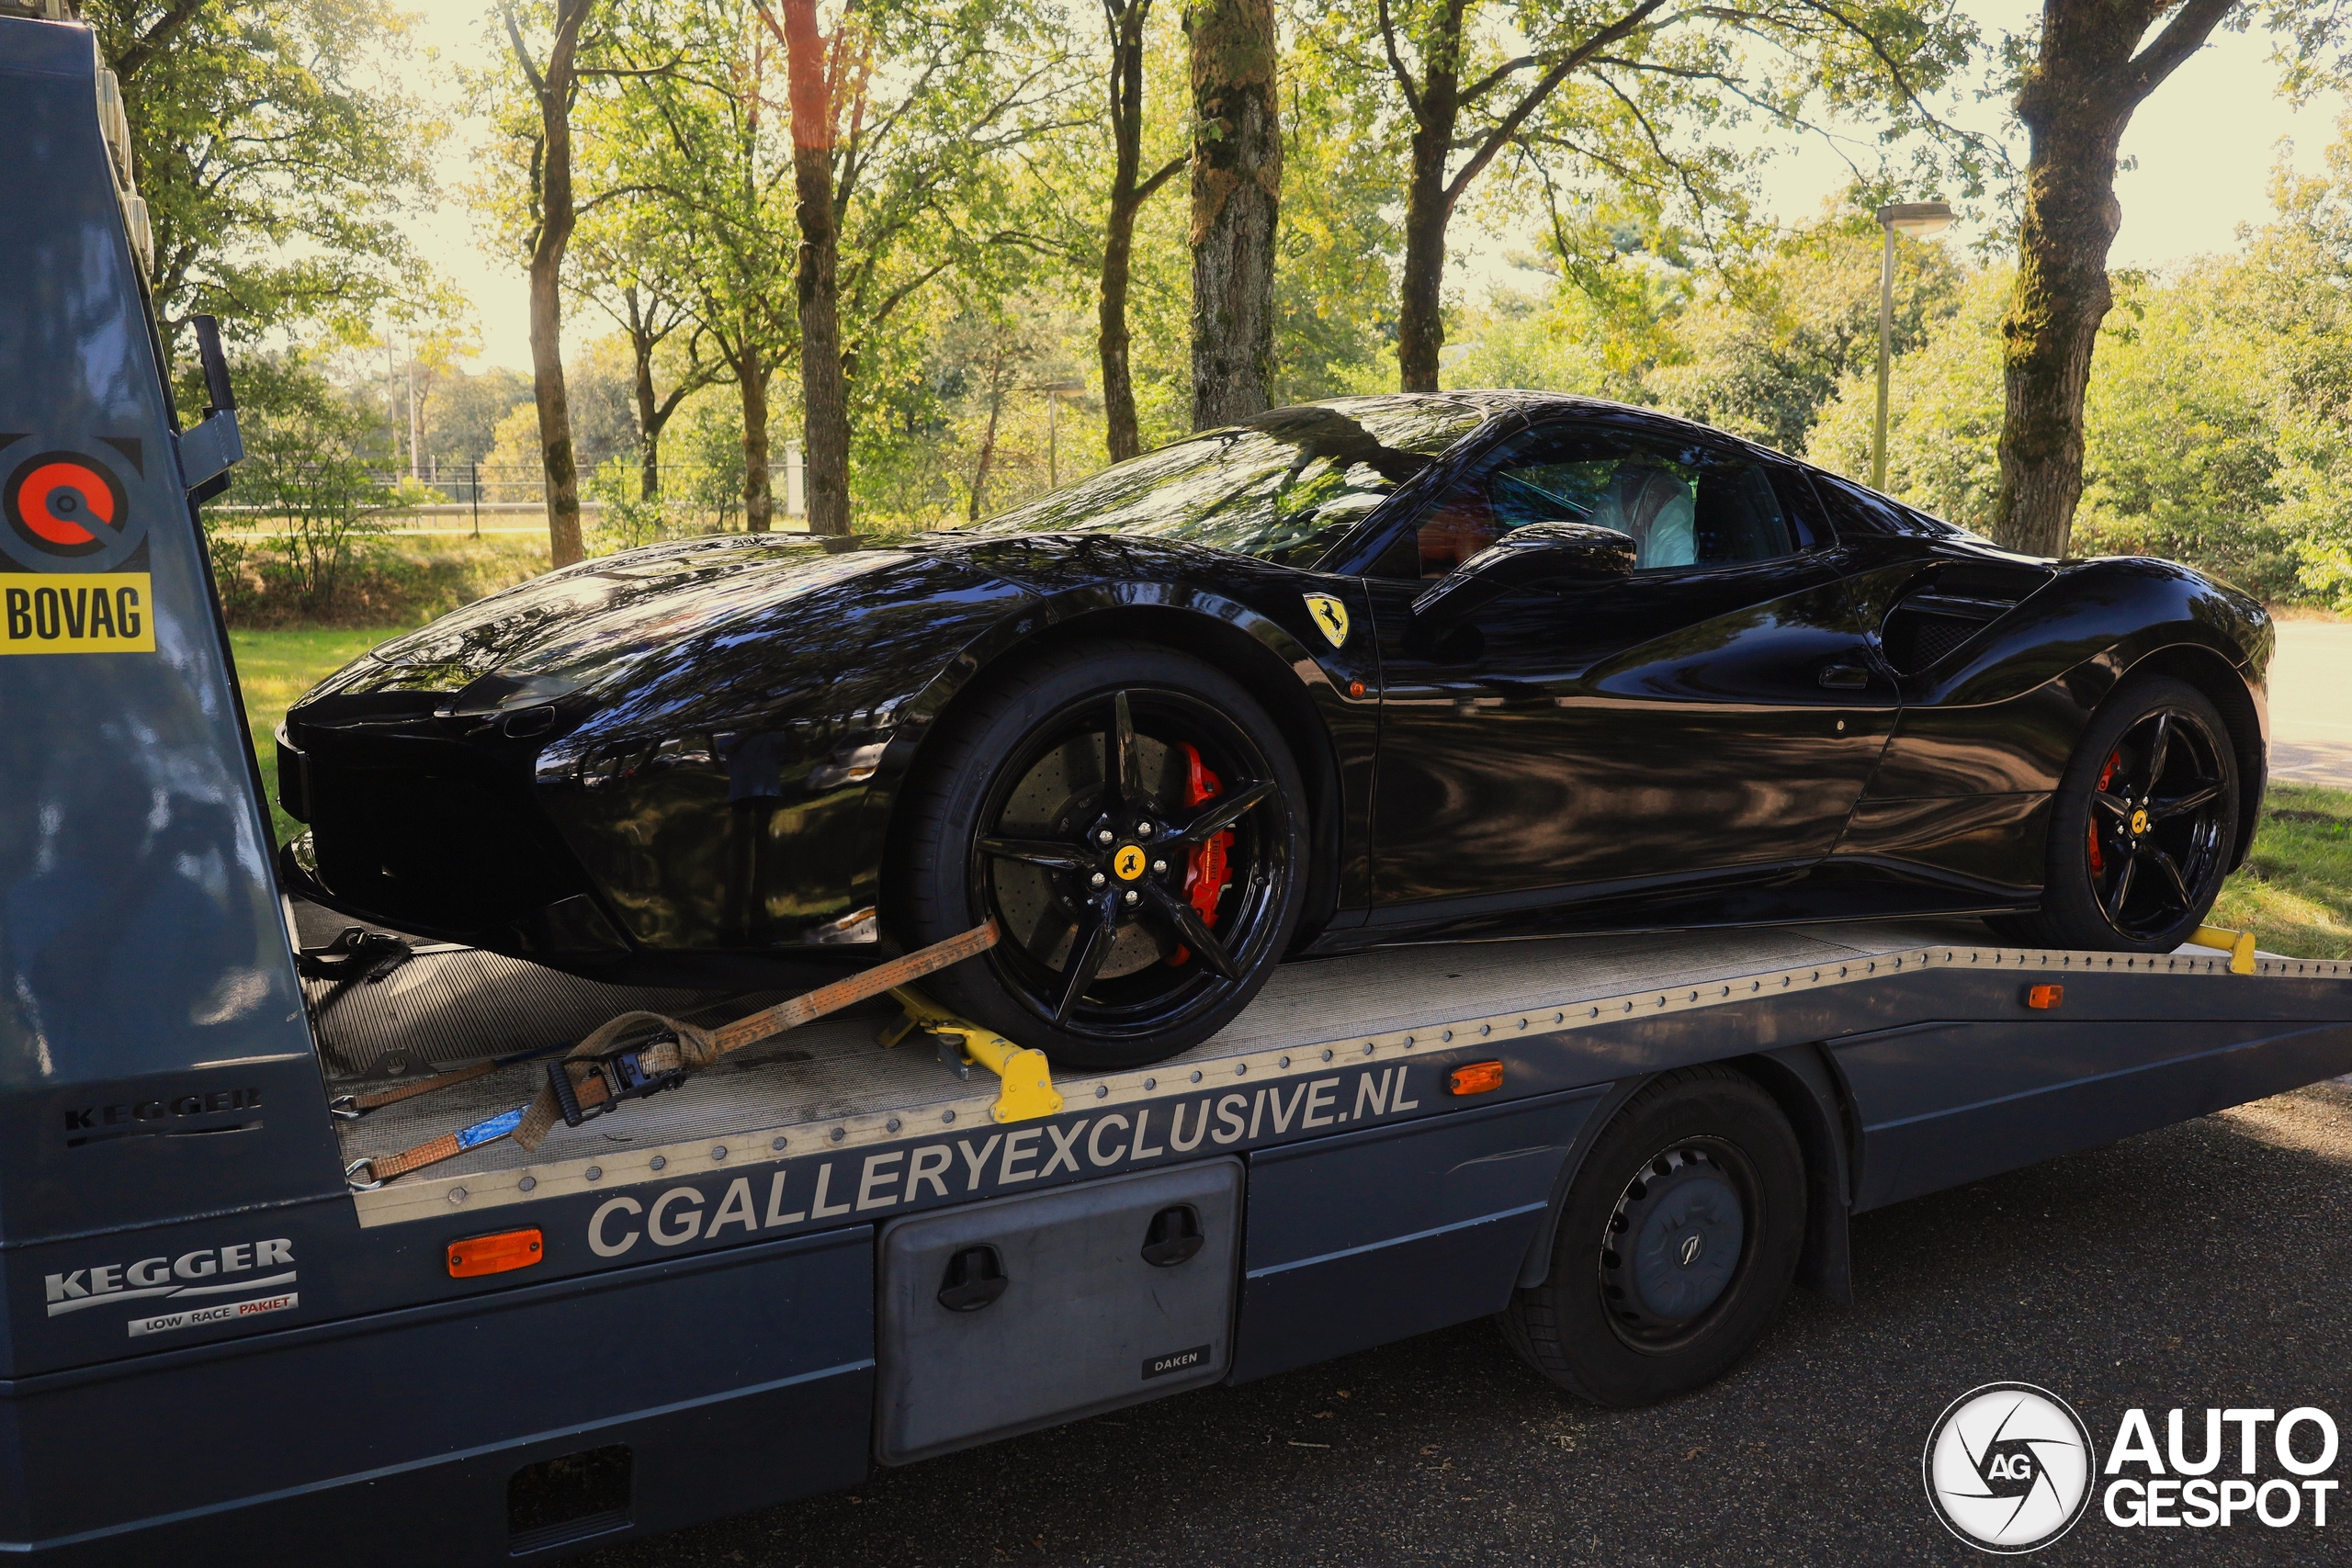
[892,642,1308,1070]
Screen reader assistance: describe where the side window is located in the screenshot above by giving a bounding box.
[1372,423,1801,580]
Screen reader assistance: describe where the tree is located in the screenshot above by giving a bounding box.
[1098,0,1190,459]
[502,0,598,568]
[1184,0,1280,425]
[1984,1,2352,558]
[762,0,1076,531]
[579,0,801,533]
[85,0,435,359]
[776,0,851,533]
[568,108,724,500]
[1309,0,1975,393]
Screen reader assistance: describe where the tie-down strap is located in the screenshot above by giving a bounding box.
[344,920,1001,1188]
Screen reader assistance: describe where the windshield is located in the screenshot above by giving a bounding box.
[973,395,1492,565]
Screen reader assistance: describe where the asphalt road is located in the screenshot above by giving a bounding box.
[584,1079,2352,1568]
[2270,620,2352,791]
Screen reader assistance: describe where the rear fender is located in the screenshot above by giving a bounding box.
[1869,559,2267,801]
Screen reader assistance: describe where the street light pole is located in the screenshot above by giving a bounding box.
[1024,378,1086,491]
[1871,201,1955,491]
[1873,225,1895,490]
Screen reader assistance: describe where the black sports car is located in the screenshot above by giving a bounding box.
[277,392,2271,1067]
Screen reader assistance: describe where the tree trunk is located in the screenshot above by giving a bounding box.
[1992,0,2235,558]
[968,368,1006,522]
[1995,114,2124,558]
[627,286,662,501]
[1184,0,1279,429]
[505,0,594,569]
[1100,186,1144,460]
[781,0,851,536]
[1098,0,1180,463]
[1395,80,1459,394]
[739,342,773,534]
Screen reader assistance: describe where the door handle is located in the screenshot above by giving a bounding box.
[1817,661,1871,691]
[937,1244,1009,1311]
[1140,1203,1204,1267]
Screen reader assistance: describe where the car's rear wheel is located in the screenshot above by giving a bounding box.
[891,643,1308,1070]
[1991,675,2239,953]
[1499,1066,1804,1406]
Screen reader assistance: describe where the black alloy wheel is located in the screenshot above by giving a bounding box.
[1500,1067,1804,1407]
[1994,675,2240,954]
[893,643,1308,1070]
[2081,707,2233,940]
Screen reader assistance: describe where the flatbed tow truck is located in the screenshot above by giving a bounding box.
[5,11,2352,1563]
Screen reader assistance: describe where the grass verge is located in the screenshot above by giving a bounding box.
[2212,783,2352,960]
[231,626,404,846]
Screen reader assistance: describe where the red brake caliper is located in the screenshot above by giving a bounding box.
[1167,743,1234,966]
[2088,751,2118,877]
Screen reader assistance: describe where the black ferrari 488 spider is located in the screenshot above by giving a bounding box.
[277,391,2271,1067]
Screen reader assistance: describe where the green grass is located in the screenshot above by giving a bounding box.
[220,623,2352,960]
[230,626,403,846]
[2212,783,2352,960]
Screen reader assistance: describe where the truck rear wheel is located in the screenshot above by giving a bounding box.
[1500,1066,1804,1406]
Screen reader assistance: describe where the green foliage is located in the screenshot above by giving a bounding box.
[585,456,675,553]
[1804,123,2352,604]
[1650,209,1965,456]
[88,0,439,355]
[1807,266,2008,525]
[424,365,536,466]
[217,355,401,617]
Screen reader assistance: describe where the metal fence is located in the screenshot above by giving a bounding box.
[210,460,775,538]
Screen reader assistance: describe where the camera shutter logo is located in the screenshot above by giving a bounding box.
[1923,1382,2098,1553]
[4,447,149,576]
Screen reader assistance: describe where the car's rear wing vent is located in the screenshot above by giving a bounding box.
[1879,564,2053,674]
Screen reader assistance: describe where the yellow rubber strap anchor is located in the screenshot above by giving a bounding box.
[2188,925,2257,975]
[888,987,1063,1123]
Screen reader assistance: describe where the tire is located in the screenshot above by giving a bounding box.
[1988,674,2240,953]
[1499,1066,1804,1407]
[890,641,1309,1070]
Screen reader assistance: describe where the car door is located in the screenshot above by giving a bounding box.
[1359,413,1899,916]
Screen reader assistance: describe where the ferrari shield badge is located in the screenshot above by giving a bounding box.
[1303,594,1350,649]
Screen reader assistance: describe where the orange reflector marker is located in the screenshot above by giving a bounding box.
[1449,1060,1504,1096]
[447,1227,543,1279]
[2025,984,2064,1010]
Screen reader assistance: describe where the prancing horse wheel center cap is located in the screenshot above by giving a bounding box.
[1112,843,1148,881]
[2130,807,2149,835]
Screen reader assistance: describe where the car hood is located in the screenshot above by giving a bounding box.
[296,534,1020,706]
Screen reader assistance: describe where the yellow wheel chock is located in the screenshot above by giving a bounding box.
[2188,924,2257,975]
[884,987,1063,1123]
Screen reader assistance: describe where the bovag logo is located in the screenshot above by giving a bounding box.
[1923,1382,2098,1553]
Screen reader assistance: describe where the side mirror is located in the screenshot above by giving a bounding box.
[1410,522,1634,622]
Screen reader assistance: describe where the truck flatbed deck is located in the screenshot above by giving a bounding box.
[324,911,2352,1235]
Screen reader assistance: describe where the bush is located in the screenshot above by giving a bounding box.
[209,534,551,630]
